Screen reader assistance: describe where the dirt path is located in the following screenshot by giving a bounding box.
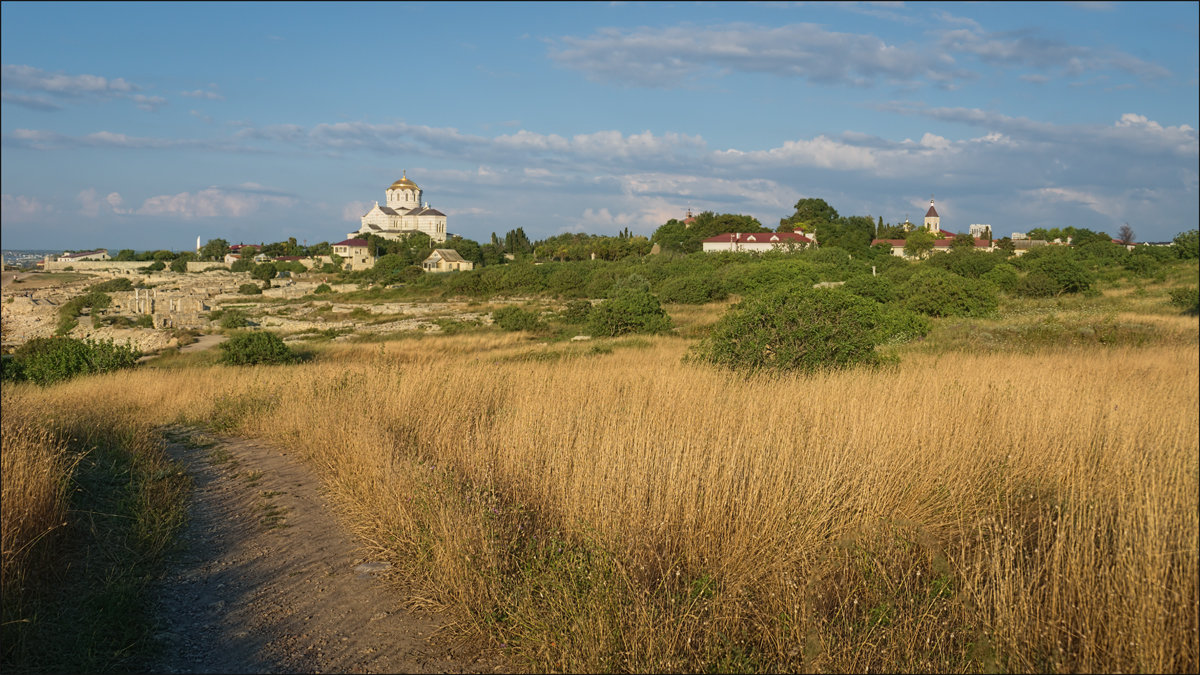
[149,428,505,674]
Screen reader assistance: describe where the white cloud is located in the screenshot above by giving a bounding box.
[181,88,224,100]
[1,194,53,220]
[1,64,165,111]
[137,185,296,218]
[342,200,371,221]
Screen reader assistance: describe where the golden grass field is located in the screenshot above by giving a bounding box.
[4,312,1197,672]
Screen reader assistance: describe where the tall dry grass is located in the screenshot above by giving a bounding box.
[5,335,1197,672]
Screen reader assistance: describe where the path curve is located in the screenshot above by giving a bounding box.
[149,427,504,674]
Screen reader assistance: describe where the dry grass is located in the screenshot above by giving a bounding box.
[3,332,1197,672]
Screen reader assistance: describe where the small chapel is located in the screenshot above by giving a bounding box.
[347,172,448,243]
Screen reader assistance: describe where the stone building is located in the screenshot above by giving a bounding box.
[348,172,448,243]
[421,248,473,273]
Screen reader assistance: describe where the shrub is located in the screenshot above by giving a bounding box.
[1168,286,1199,315]
[230,258,254,273]
[982,263,1020,293]
[1172,229,1199,259]
[587,287,673,337]
[135,314,154,328]
[251,262,277,282]
[1023,255,1093,296]
[213,309,249,329]
[876,304,932,344]
[842,275,896,304]
[88,278,133,293]
[313,283,333,294]
[141,261,166,272]
[559,299,593,324]
[689,288,883,375]
[237,283,263,295]
[901,268,998,317]
[218,331,297,366]
[8,337,141,385]
[491,306,543,332]
[656,274,728,304]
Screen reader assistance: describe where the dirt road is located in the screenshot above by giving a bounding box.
[149,428,505,674]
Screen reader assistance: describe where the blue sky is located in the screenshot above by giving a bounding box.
[2,1,1197,251]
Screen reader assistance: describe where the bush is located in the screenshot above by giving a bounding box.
[491,305,543,332]
[230,258,254,273]
[251,262,277,282]
[88,278,134,293]
[901,268,998,317]
[237,283,263,295]
[1168,286,1199,315]
[982,263,1020,292]
[218,331,298,365]
[141,261,166,272]
[842,275,896,304]
[135,314,154,328]
[7,336,141,385]
[689,288,884,375]
[313,283,333,294]
[656,274,728,304]
[587,287,673,337]
[559,299,593,324]
[212,308,249,329]
[1023,255,1092,296]
[876,304,932,344]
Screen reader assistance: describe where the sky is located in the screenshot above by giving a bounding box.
[1,1,1197,251]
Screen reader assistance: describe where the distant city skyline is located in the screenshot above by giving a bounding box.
[2,1,1197,251]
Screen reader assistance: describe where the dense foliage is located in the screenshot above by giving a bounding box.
[690,287,885,375]
[587,284,673,337]
[2,337,141,385]
[218,331,298,365]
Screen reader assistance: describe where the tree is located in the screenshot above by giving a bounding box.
[251,262,277,282]
[653,212,769,253]
[904,230,936,259]
[778,198,840,233]
[1173,229,1199,259]
[688,287,884,375]
[200,238,230,261]
[170,251,196,273]
[949,233,977,251]
[586,286,673,337]
[115,249,137,261]
[902,268,998,318]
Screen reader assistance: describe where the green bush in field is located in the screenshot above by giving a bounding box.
[135,314,154,328]
[237,283,263,295]
[876,304,932,344]
[842,275,896,304]
[88,278,134,293]
[982,263,1020,292]
[558,299,593,324]
[1021,255,1092,296]
[5,336,141,385]
[689,287,883,375]
[1168,286,1199,315]
[211,308,249,329]
[230,258,254,273]
[656,274,728,304]
[218,331,297,366]
[313,283,333,294]
[587,286,673,337]
[491,305,543,332]
[901,268,998,317]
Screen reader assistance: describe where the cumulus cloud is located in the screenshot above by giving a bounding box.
[2,194,53,220]
[137,184,296,218]
[181,85,224,100]
[937,26,1170,81]
[342,200,372,221]
[77,188,131,216]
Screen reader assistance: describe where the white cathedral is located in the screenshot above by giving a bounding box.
[347,172,448,243]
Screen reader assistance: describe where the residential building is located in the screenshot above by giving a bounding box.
[701,231,814,253]
[421,248,474,273]
[332,238,375,271]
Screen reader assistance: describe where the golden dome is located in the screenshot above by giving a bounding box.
[388,170,419,191]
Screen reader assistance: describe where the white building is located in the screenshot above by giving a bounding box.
[701,231,814,253]
[422,248,474,273]
[332,238,375,271]
[348,172,448,243]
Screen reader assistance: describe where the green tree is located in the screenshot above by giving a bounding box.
[1173,229,1199,259]
[949,233,977,251]
[587,286,673,337]
[902,268,998,317]
[251,262,277,282]
[200,238,230,261]
[778,198,840,233]
[904,230,937,259]
[170,251,196,273]
[114,249,137,261]
[689,287,883,375]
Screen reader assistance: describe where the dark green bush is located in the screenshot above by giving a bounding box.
[587,287,673,337]
[88,278,134,293]
[313,283,333,294]
[656,274,728,304]
[558,299,593,324]
[491,305,543,332]
[1168,286,1199,315]
[842,275,896,304]
[135,314,154,328]
[230,258,255,273]
[211,308,249,329]
[237,283,263,295]
[218,331,297,365]
[142,261,166,272]
[876,304,932,344]
[1023,255,1093,296]
[689,288,883,375]
[7,336,141,385]
[901,268,998,317]
[982,263,1020,292]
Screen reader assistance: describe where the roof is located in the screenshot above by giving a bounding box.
[925,204,939,218]
[389,171,419,191]
[62,249,107,259]
[274,256,303,261]
[409,206,445,217]
[871,238,992,248]
[427,248,467,263]
[334,238,369,247]
[702,231,813,244]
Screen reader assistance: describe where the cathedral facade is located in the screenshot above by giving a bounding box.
[348,172,448,243]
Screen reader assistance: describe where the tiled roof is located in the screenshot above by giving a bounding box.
[274,256,303,261]
[410,206,446,217]
[62,249,106,259]
[428,248,466,262]
[334,238,368,247]
[926,204,939,218]
[702,231,812,244]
